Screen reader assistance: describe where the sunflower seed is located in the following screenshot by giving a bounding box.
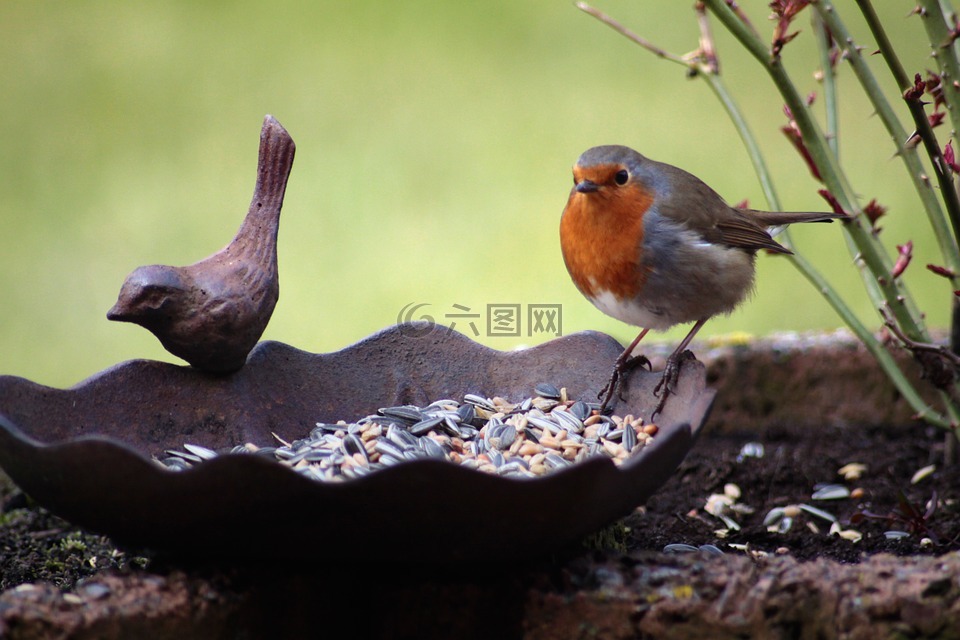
[341,434,366,460]
[570,401,590,421]
[534,382,561,399]
[165,449,202,463]
[410,416,444,435]
[698,544,725,556]
[544,453,571,469]
[160,457,191,471]
[464,394,496,411]
[527,415,561,434]
[419,437,446,459]
[736,442,765,462]
[911,464,936,484]
[384,424,416,447]
[441,416,462,437]
[498,424,517,449]
[622,425,637,451]
[763,507,785,527]
[554,410,584,433]
[155,385,658,482]
[183,443,218,460]
[798,503,837,522]
[812,484,850,500]
[379,405,423,424]
[663,543,699,554]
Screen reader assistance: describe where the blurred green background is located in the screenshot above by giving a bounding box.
[0,1,949,387]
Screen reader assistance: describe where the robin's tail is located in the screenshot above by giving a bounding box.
[747,210,846,226]
[748,209,845,242]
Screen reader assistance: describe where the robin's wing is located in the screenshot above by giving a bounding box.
[719,209,841,254]
[715,214,792,255]
[653,162,793,255]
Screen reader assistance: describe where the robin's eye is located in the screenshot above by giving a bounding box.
[614,170,629,185]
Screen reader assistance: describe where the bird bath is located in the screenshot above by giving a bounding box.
[0,325,712,563]
[0,116,714,564]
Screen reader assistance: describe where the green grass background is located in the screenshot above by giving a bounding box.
[0,1,949,387]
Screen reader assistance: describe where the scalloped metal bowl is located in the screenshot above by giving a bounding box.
[0,324,714,564]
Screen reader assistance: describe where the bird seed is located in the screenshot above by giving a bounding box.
[155,385,657,482]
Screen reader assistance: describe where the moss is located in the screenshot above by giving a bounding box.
[59,533,88,553]
[0,510,28,527]
[43,559,66,573]
[581,520,630,553]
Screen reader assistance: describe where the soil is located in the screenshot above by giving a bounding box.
[2,418,959,637]
[624,421,959,562]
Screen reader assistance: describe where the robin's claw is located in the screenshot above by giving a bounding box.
[652,350,696,418]
[598,367,625,414]
[598,353,651,413]
[627,354,652,372]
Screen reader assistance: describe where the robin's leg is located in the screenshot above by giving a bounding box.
[652,318,707,418]
[599,328,650,413]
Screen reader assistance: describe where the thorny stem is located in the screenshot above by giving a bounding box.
[703,0,931,353]
[695,2,720,74]
[576,1,951,428]
[918,0,960,138]
[709,0,960,434]
[850,0,960,255]
[716,0,960,433]
[701,58,947,429]
[913,1,960,384]
[838,0,960,275]
[881,307,960,367]
[573,2,691,66]
[813,13,839,157]
[882,305,960,428]
[808,5,896,324]
[844,0,960,433]
[798,252,947,426]
[928,1,960,404]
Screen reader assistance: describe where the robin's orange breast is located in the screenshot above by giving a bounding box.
[559,182,652,303]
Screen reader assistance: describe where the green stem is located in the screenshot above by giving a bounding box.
[849,0,960,426]
[813,13,839,157]
[577,1,954,431]
[790,251,949,428]
[702,72,947,427]
[574,2,691,66]
[701,74,779,209]
[703,0,928,346]
[852,0,960,258]
[919,0,960,138]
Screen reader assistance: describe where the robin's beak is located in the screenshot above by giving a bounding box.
[575,179,599,193]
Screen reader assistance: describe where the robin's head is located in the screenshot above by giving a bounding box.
[560,145,657,302]
[564,145,661,227]
[572,144,655,193]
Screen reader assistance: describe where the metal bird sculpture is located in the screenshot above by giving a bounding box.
[107,115,296,373]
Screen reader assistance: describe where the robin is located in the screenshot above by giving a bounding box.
[559,144,842,416]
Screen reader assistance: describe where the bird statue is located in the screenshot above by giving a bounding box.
[107,115,296,373]
[559,145,843,415]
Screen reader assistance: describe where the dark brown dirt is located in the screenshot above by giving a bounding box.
[624,421,959,562]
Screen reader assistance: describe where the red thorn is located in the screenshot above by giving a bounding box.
[892,241,913,279]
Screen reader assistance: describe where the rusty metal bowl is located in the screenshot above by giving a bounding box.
[0,324,713,564]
